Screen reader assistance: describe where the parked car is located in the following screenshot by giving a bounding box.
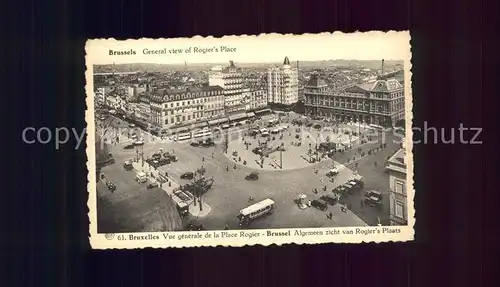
[311,199,329,211]
[364,190,383,206]
[124,144,135,150]
[320,195,338,205]
[147,182,159,189]
[245,172,259,181]
[348,179,364,189]
[106,181,116,191]
[345,179,364,194]
[249,130,258,136]
[180,172,194,180]
[200,139,215,147]
[333,185,349,196]
[252,147,262,155]
[123,160,133,171]
[190,142,199,147]
[326,168,339,177]
[163,153,177,162]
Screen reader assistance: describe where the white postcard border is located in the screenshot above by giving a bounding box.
[85,31,415,249]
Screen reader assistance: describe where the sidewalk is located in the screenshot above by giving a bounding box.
[131,160,212,218]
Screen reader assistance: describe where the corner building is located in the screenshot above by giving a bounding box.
[386,148,408,226]
[148,86,224,129]
[304,73,405,127]
[267,57,299,105]
[208,61,246,114]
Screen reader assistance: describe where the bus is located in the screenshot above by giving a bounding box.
[193,129,213,139]
[237,198,275,226]
[176,132,192,141]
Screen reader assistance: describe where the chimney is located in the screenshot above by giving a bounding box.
[381,59,385,76]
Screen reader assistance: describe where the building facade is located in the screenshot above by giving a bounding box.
[386,148,408,226]
[94,87,106,105]
[267,57,299,105]
[248,88,268,110]
[134,95,151,123]
[148,86,225,129]
[304,73,405,127]
[208,61,246,114]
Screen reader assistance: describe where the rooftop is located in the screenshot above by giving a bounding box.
[388,148,406,167]
[305,74,328,88]
[356,78,403,92]
[149,86,223,103]
[284,56,290,66]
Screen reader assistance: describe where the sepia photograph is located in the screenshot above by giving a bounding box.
[86,32,414,248]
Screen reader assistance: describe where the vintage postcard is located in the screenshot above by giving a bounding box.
[86,31,414,249]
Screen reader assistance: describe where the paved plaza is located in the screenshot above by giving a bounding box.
[95,114,400,232]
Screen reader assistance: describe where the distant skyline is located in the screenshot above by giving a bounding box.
[94,59,404,73]
[86,32,411,65]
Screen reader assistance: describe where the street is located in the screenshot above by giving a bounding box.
[96,114,401,232]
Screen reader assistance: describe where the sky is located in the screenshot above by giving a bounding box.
[86,31,411,65]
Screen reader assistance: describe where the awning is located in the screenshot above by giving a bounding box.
[246,112,255,117]
[228,113,248,121]
[192,121,208,129]
[208,117,229,126]
[166,126,190,134]
[255,108,271,114]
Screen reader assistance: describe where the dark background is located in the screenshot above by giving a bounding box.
[3,0,490,286]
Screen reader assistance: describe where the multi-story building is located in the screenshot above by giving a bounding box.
[208,61,246,114]
[94,87,106,105]
[267,57,299,105]
[148,86,224,129]
[386,148,408,226]
[303,72,405,127]
[134,95,152,123]
[248,88,268,110]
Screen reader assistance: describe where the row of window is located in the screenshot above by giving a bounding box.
[160,96,224,108]
[161,111,223,124]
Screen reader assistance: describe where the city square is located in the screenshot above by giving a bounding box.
[92,54,409,233]
[96,111,401,232]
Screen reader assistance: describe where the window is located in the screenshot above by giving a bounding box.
[395,181,404,194]
[395,201,405,218]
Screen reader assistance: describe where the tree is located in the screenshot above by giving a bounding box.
[223,131,229,154]
[185,166,214,212]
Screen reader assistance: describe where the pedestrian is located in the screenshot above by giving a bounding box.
[224,224,229,230]
[212,152,214,158]
[374,161,377,167]
[226,165,229,172]
[329,212,333,219]
[202,156,205,162]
